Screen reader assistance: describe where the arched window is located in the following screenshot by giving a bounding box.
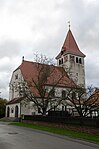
[62,90,66,98]
[72,92,76,99]
[11,107,14,113]
[59,59,61,65]
[79,58,82,64]
[7,107,10,117]
[61,58,63,64]
[62,106,64,111]
[38,107,41,113]
[50,89,55,97]
[76,57,78,63]
[15,74,18,79]
[15,105,19,118]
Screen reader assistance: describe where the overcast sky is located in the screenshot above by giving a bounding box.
[0,0,99,99]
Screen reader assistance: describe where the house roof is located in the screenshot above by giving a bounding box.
[88,89,99,106]
[56,29,85,59]
[6,97,23,105]
[17,60,77,97]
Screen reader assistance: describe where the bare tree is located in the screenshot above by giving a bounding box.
[18,54,98,117]
[65,86,99,117]
[18,54,74,115]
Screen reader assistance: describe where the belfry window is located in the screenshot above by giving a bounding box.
[59,60,61,65]
[61,58,63,64]
[76,57,78,63]
[64,56,68,62]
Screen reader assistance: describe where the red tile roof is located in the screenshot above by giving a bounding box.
[88,89,99,105]
[6,97,23,105]
[8,60,78,104]
[17,60,77,97]
[56,29,85,59]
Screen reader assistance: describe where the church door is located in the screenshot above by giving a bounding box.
[15,106,19,118]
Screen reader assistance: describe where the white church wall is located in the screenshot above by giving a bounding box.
[21,101,36,115]
[6,103,20,118]
[9,69,24,100]
[57,54,85,87]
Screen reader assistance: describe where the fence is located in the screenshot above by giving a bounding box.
[23,115,99,128]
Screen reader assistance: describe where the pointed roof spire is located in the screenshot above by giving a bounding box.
[56,28,85,59]
[68,21,71,30]
[22,56,24,63]
[62,29,85,57]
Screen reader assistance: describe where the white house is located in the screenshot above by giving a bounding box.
[6,28,86,118]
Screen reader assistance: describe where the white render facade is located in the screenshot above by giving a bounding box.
[9,69,23,100]
[57,53,85,88]
[6,28,85,118]
[6,67,75,118]
[6,68,37,118]
[56,29,86,88]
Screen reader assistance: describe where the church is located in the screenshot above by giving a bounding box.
[6,27,86,118]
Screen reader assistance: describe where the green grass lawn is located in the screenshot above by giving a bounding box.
[11,122,99,144]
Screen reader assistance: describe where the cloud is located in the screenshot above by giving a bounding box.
[0,40,21,58]
[0,0,98,99]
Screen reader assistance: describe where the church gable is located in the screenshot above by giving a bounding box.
[9,68,24,100]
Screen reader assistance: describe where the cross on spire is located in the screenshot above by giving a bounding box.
[68,21,71,30]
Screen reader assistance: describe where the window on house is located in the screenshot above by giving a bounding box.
[61,58,63,64]
[62,106,64,111]
[64,55,68,62]
[11,108,14,113]
[65,105,67,111]
[59,59,61,65]
[72,92,76,99]
[76,57,78,63]
[15,74,18,79]
[79,58,82,64]
[76,73,78,76]
[62,90,66,98]
[38,108,41,113]
[50,89,55,97]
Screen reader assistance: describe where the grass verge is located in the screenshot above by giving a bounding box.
[11,122,99,143]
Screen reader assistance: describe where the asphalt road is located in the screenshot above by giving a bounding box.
[0,122,99,149]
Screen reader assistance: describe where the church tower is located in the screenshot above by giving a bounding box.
[56,28,86,88]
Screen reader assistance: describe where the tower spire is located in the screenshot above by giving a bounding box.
[22,56,24,62]
[56,27,86,87]
[68,21,71,30]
